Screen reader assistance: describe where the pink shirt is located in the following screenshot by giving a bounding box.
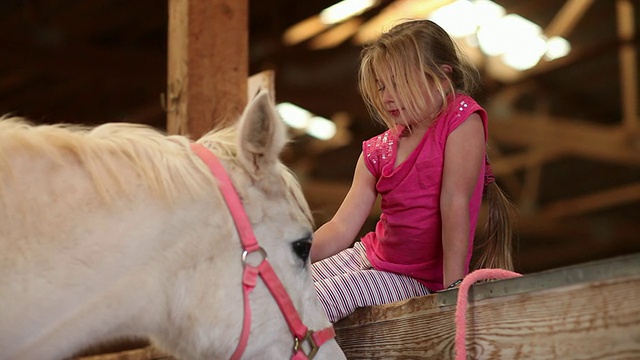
[361,94,488,291]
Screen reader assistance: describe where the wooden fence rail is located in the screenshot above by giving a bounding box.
[334,253,640,359]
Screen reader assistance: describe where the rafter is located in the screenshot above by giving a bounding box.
[490,112,640,166]
[310,17,363,49]
[544,0,594,38]
[491,148,562,176]
[540,182,640,219]
[616,0,638,133]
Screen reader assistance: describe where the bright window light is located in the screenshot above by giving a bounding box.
[502,35,547,70]
[276,102,312,129]
[429,0,477,38]
[276,102,336,140]
[320,0,377,25]
[545,36,571,60]
[307,116,337,140]
[477,14,542,57]
[473,0,506,28]
[476,18,510,56]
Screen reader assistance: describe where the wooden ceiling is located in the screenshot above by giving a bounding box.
[1,0,638,273]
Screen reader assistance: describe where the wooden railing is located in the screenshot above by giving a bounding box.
[334,253,640,359]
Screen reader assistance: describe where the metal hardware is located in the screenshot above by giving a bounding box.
[293,330,319,359]
[242,247,267,267]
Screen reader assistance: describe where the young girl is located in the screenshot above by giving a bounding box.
[310,19,514,323]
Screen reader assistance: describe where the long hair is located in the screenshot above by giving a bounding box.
[474,181,516,271]
[358,19,481,131]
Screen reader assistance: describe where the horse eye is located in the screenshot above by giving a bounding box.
[291,237,312,264]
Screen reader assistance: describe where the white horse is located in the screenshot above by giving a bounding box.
[0,92,345,360]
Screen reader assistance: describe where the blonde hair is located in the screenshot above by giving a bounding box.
[358,19,481,131]
[475,182,515,271]
[359,20,515,271]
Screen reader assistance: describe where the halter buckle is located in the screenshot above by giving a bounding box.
[293,330,319,359]
[242,247,267,267]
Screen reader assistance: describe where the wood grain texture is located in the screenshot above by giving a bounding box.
[167,0,248,138]
[335,275,640,359]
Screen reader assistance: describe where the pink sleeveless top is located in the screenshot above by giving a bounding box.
[361,94,488,291]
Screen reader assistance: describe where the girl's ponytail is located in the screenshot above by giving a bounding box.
[474,181,516,271]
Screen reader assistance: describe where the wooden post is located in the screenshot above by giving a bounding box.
[616,0,638,134]
[166,0,248,138]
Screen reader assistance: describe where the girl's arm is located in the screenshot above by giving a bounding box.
[310,153,378,262]
[440,112,485,288]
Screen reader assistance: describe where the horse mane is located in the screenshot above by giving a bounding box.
[0,117,314,224]
[0,117,221,204]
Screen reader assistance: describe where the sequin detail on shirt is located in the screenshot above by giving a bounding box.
[364,98,473,177]
[456,99,469,118]
[364,130,395,170]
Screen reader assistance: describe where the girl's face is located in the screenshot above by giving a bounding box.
[377,80,401,119]
[377,72,444,127]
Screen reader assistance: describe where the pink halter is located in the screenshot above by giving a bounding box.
[190,143,335,360]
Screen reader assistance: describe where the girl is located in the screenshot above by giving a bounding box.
[310,19,515,323]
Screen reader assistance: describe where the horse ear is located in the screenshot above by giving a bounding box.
[237,90,286,174]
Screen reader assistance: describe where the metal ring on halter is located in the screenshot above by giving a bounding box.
[293,330,319,359]
[242,247,268,267]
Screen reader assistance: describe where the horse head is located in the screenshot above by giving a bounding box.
[153,91,346,359]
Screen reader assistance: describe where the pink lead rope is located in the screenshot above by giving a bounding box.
[454,269,522,360]
[190,143,335,360]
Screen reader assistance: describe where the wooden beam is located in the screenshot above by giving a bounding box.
[616,0,639,133]
[540,182,640,219]
[282,15,328,46]
[518,101,553,213]
[490,112,640,166]
[310,18,363,50]
[544,0,594,38]
[490,148,562,176]
[334,254,640,359]
[519,161,542,213]
[167,0,248,138]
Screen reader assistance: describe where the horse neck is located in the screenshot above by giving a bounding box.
[1,197,216,359]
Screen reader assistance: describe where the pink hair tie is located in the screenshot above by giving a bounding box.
[483,160,495,195]
[485,163,495,184]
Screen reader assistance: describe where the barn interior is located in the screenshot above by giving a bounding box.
[1,0,639,276]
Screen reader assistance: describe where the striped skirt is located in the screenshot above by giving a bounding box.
[312,241,431,323]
